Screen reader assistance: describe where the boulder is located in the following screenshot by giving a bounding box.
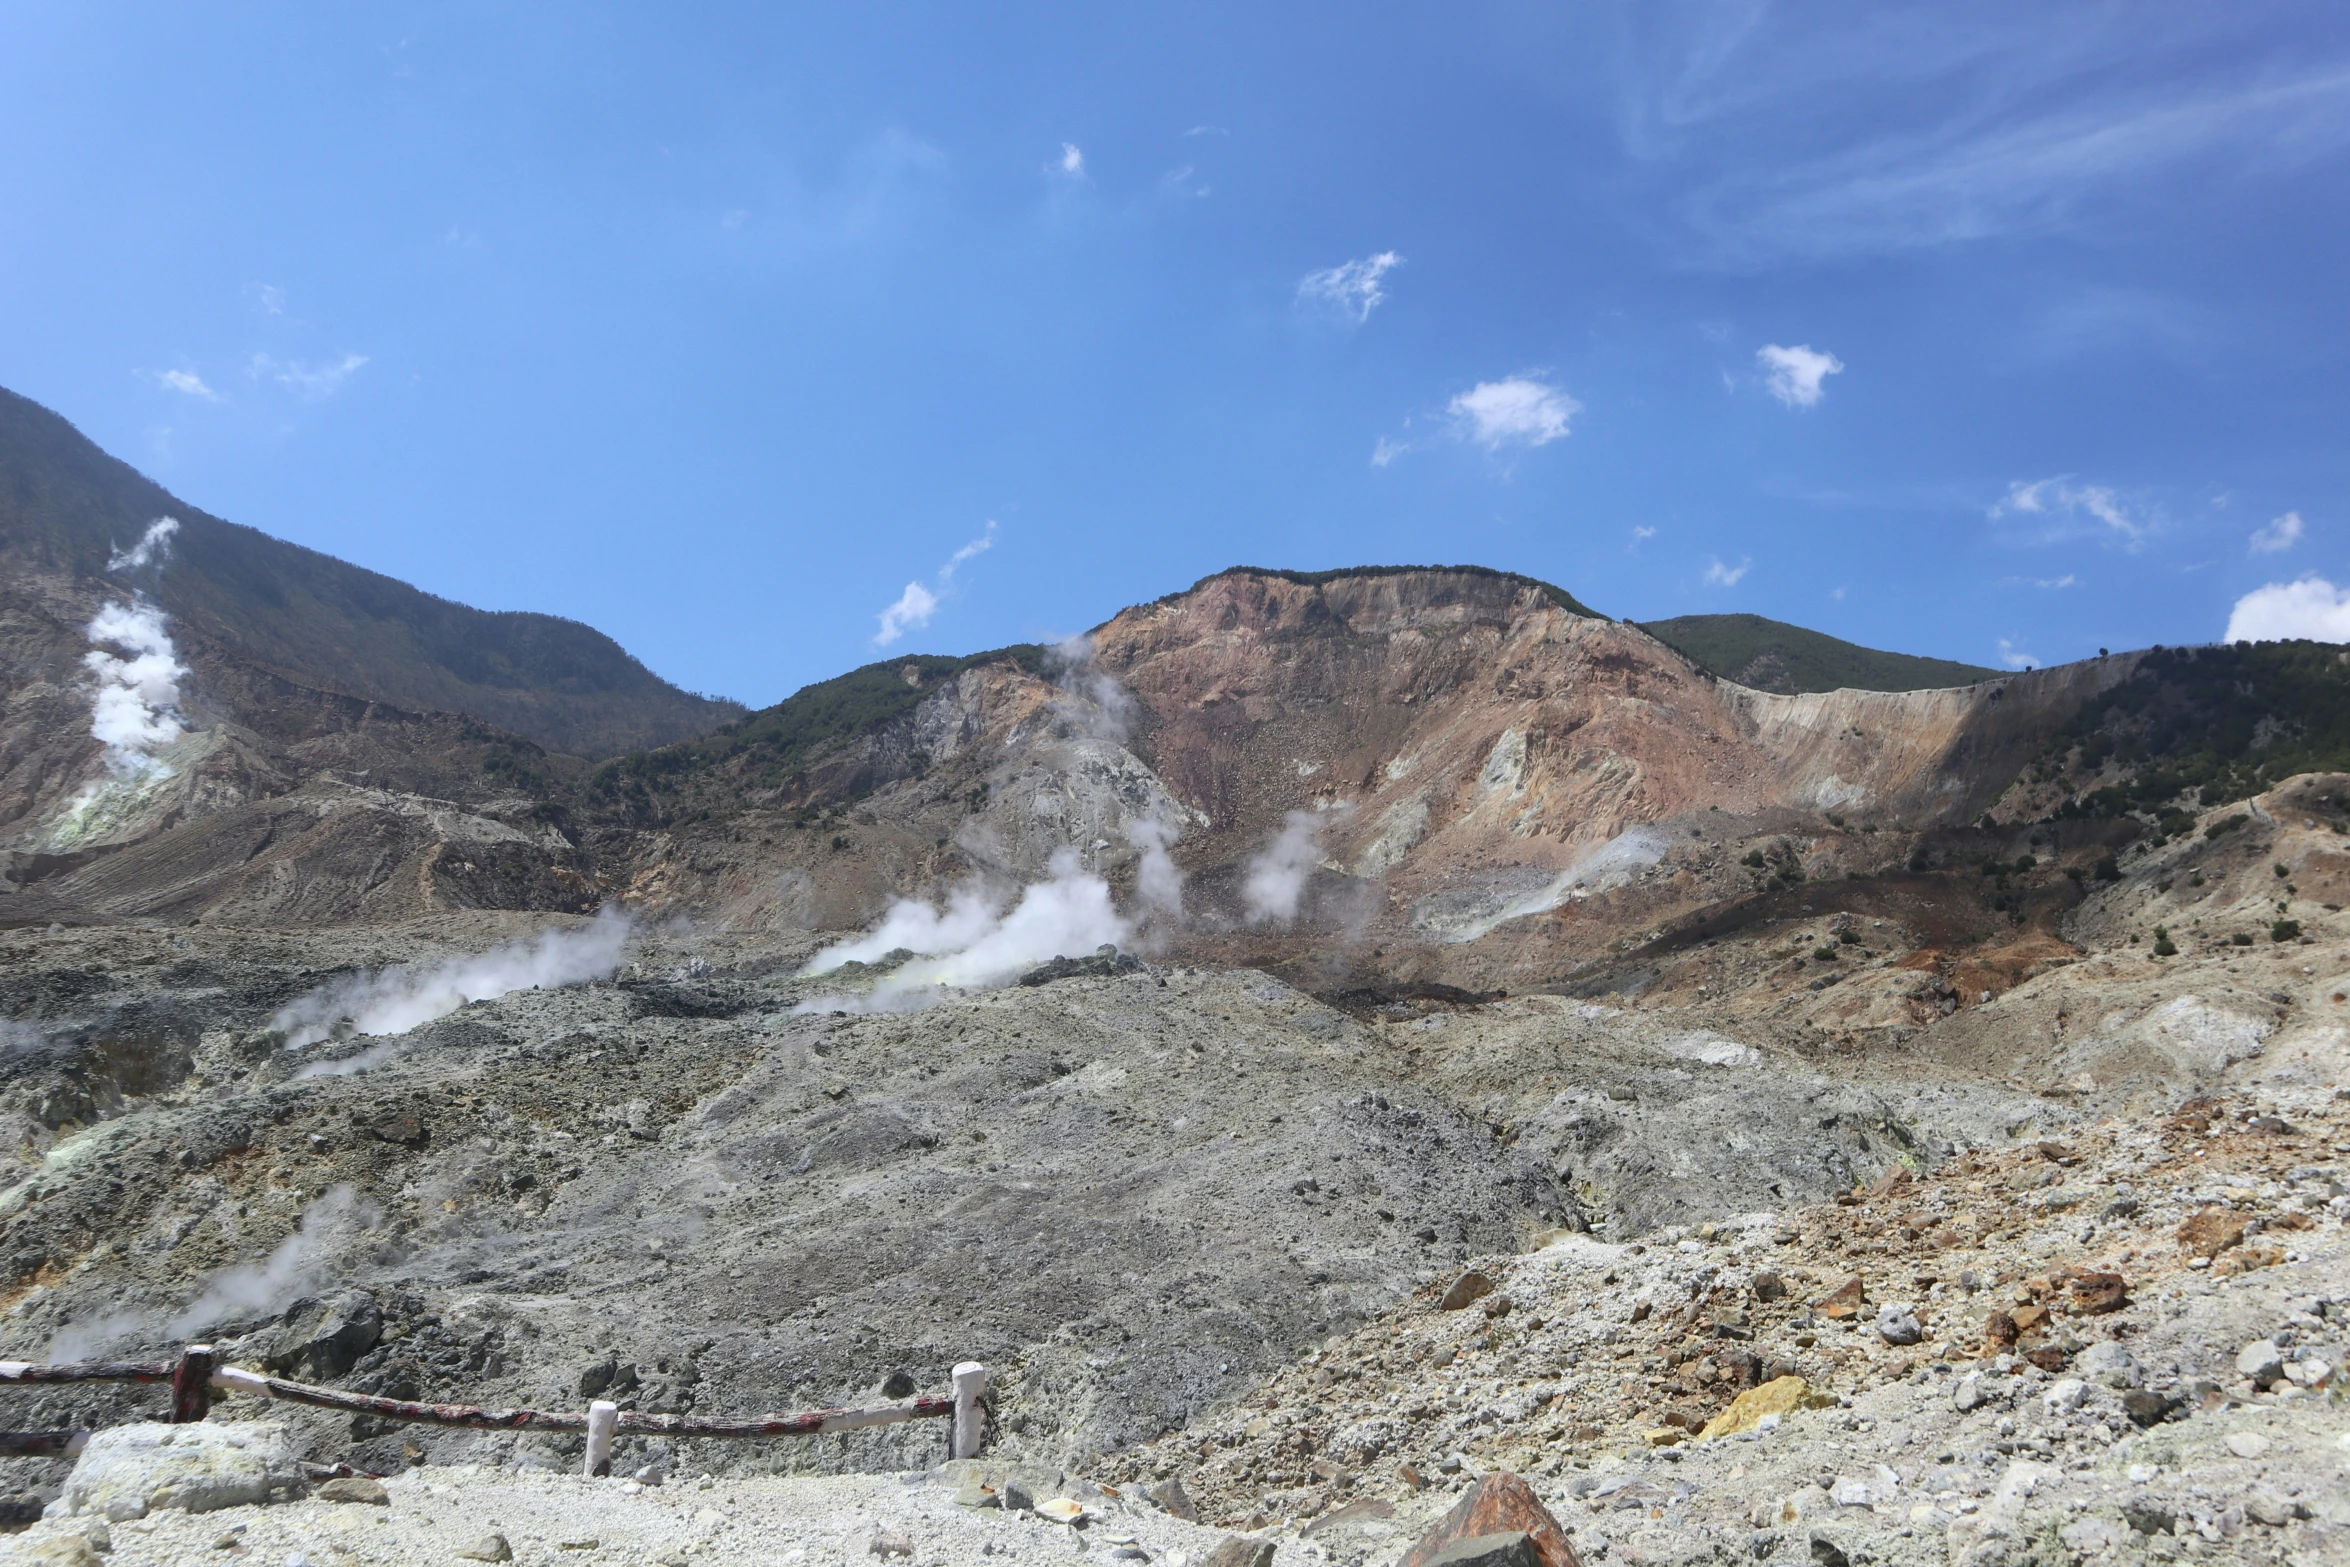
[1699,1375,1816,1440]
[1401,1471,1580,1567]
[1873,1304,1923,1346]
[46,1422,302,1521]
[1422,1535,1541,1567]
[1200,1540,1277,1567]
[265,1290,383,1382]
[1440,1271,1498,1311]
[2235,1340,2286,1389]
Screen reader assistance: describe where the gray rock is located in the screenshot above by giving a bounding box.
[314,1476,388,1505]
[1145,1477,1197,1520]
[455,1534,514,1562]
[1874,1304,1923,1347]
[1422,1533,1539,1567]
[2235,1339,2286,1389]
[264,1290,383,1382]
[46,1422,302,1522]
[2072,1341,2139,1388]
[1199,1540,1276,1567]
[1952,1375,1992,1412]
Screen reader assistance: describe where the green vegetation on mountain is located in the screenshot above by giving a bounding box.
[1640,612,1995,694]
[0,387,741,757]
[2043,641,2350,817]
[587,645,1047,821]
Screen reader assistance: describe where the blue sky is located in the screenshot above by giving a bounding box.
[6,3,2350,706]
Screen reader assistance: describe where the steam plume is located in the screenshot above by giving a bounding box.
[801,849,1132,1012]
[1241,810,1326,924]
[47,1186,374,1360]
[1126,814,1184,920]
[82,599,189,772]
[275,907,633,1057]
[107,516,180,573]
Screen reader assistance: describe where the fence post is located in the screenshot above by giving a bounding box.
[171,1346,215,1425]
[950,1363,987,1460]
[583,1400,618,1478]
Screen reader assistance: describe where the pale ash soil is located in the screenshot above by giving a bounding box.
[4,1464,1247,1567]
[1100,1098,2350,1566]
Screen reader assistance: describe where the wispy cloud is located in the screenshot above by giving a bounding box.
[251,283,286,315]
[2250,510,2306,554]
[1629,525,1658,550]
[2227,576,2350,643]
[1449,375,1580,450]
[1990,477,2148,546]
[1702,555,1751,587]
[251,352,370,402]
[1055,142,1086,177]
[1297,252,1403,323]
[2032,574,2077,589]
[1371,435,1410,468]
[1613,8,2350,262]
[147,369,219,401]
[1756,343,1842,407]
[873,520,998,648]
[1996,637,2039,669]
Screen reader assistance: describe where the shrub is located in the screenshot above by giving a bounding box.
[2273,919,2303,942]
[2231,932,2255,946]
[2205,814,2249,840]
[2092,856,2122,882]
[2152,926,2177,957]
[1743,849,1767,868]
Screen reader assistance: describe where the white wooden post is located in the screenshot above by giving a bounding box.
[950,1362,987,1460]
[583,1399,618,1478]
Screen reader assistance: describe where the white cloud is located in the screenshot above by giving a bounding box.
[2250,510,2306,553]
[874,581,939,648]
[1449,376,1580,450]
[1702,556,1751,587]
[2226,576,2350,644]
[1183,125,1228,138]
[873,520,998,647]
[1990,477,2147,545]
[149,369,219,401]
[1629,525,1657,550]
[1297,252,1403,323]
[1371,435,1410,468]
[2033,574,2077,589]
[1756,343,1844,407]
[1057,142,1086,176]
[1996,638,2039,669]
[251,351,370,401]
[1830,586,1846,600]
[252,283,286,315]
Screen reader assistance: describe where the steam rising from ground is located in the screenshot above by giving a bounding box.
[275,908,633,1058]
[83,600,189,771]
[800,850,1132,1012]
[1242,810,1328,924]
[799,641,1191,1011]
[47,1185,374,1361]
[107,516,181,573]
[1126,814,1184,920]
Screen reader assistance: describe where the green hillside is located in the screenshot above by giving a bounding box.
[1640,613,1996,694]
[0,387,741,756]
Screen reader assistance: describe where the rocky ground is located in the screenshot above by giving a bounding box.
[1100,1091,2350,1565]
[7,1453,1256,1567]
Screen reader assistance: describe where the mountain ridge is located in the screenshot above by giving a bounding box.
[0,387,741,758]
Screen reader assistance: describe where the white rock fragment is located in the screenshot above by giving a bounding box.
[45,1423,302,1523]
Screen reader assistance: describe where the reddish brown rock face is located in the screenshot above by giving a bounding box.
[1398,1471,1580,1567]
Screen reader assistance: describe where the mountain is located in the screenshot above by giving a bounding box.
[1641,611,1996,693]
[0,554,2338,1527]
[0,387,741,757]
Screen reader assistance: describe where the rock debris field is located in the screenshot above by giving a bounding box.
[9,1087,2346,1565]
